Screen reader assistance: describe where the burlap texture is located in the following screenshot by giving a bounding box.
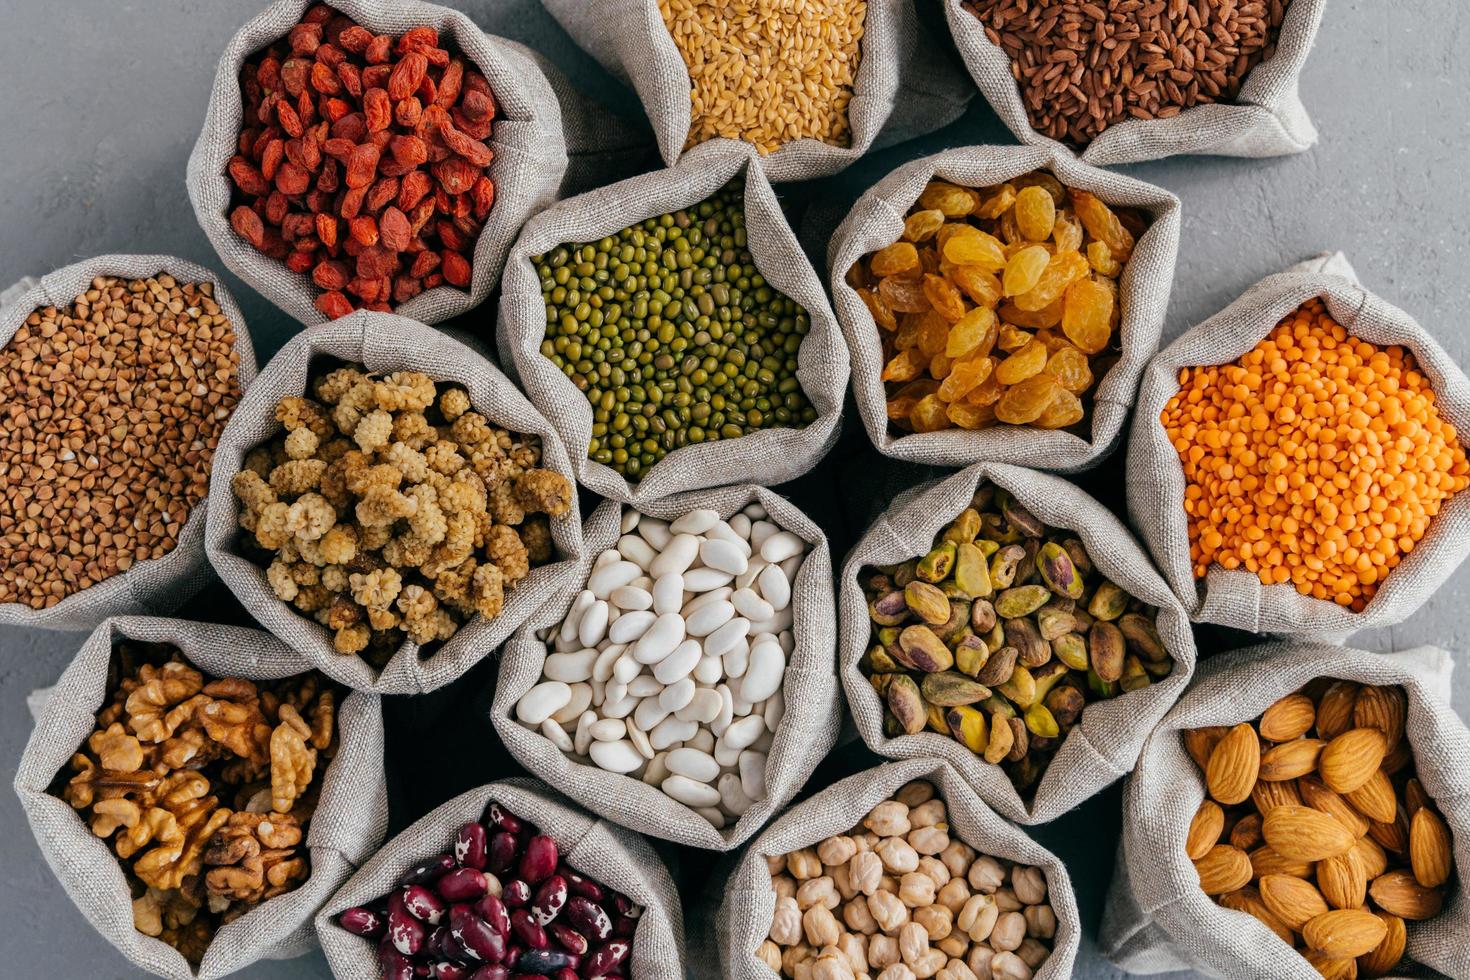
[539,0,974,182]
[497,140,848,505]
[838,461,1196,825]
[1100,642,1468,979]
[1127,252,1470,636]
[942,0,1325,166]
[204,312,584,694]
[828,145,1180,473]
[316,777,686,979]
[187,0,571,327]
[12,615,388,980]
[492,486,840,850]
[716,757,1081,978]
[0,256,258,633]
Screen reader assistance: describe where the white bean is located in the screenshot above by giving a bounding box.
[729,513,751,538]
[551,683,592,724]
[515,681,571,725]
[764,689,786,730]
[749,520,779,551]
[544,649,597,684]
[695,806,726,828]
[616,533,657,568]
[627,675,662,698]
[649,716,697,751]
[587,560,641,599]
[662,774,721,807]
[573,711,596,756]
[649,533,699,577]
[652,639,701,685]
[589,718,627,742]
[678,688,723,724]
[684,599,735,637]
[669,509,720,535]
[559,590,595,643]
[632,613,686,664]
[601,694,638,720]
[652,573,684,615]
[609,584,652,611]
[642,751,669,786]
[686,727,716,754]
[666,747,720,782]
[620,507,640,534]
[743,502,767,521]
[739,750,768,802]
[612,651,641,684]
[704,520,751,555]
[636,516,671,550]
[693,653,724,686]
[739,641,785,704]
[682,566,734,591]
[699,537,748,575]
[704,616,751,658]
[759,562,791,610]
[607,609,655,644]
[634,695,670,732]
[723,714,766,752]
[659,678,695,712]
[589,739,643,774]
[541,718,574,753]
[719,772,755,816]
[722,641,749,680]
[592,643,624,683]
[627,722,654,761]
[731,588,774,622]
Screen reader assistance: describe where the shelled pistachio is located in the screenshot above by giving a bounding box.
[859,484,1171,793]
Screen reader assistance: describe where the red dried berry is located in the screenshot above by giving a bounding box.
[388,52,429,101]
[346,144,380,189]
[363,87,392,132]
[315,290,354,319]
[231,206,266,248]
[228,156,270,197]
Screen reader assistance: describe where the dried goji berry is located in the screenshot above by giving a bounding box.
[321,97,352,123]
[315,161,339,195]
[396,26,439,56]
[389,134,428,168]
[323,137,355,162]
[387,52,428,101]
[315,290,354,319]
[408,199,435,236]
[356,245,397,280]
[435,58,463,108]
[286,249,316,274]
[441,250,471,287]
[339,186,366,220]
[310,61,340,95]
[397,170,432,210]
[366,177,399,212]
[416,75,438,106]
[432,157,477,195]
[314,42,344,69]
[228,156,270,196]
[409,250,440,279]
[459,89,495,123]
[275,162,311,196]
[436,219,465,252]
[363,87,391,132]
[361,63,391,89]
[377,157,413,179]
[315,212,339,249]
[336,61,362,98]
[451,105,493,141]
[265,191,290,224]
[277,100,304,138]
[295,89,317,128]
[302,4,333,25]
[288,22,322,55]
[281,58,310,97]
[231,206,265,249]
[378,206,412,252]
[331,111,366,142]
[256,56,282,92]
[394,96,423,129]
[349,215,379,247]
[345,144,380,189]
[438,119,493,167]
[422,272,444,290]
[393,275,423,304]
[338,25,372,53]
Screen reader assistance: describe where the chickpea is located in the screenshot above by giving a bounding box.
[831,861,856,901]
[909,798,948,829]
[838,932,868,974]
[843,894,879,935]
[877,965,917,980]
[911,948,949,980]
[909,826,951,856]
[768,853,788,876]
[958,893,999,943]
[803,904,842,948]
[989,951,1033,980]
[965,945,995,979]
[783,943,815,977]
[865,801,913,838]
[898,921,931,965]
[918,855,951,888]
[797,875,840,911]
[868,890,910,934]
[937,877,971,915]
[1010,866,1047,906]
[819,835,858,867]
[855,831,881,852]
[1016,938,1051,970]
[967,856,1006,893]
[937,931,969,958]
[771,895,803,945]
[938,959,979,980]
[812,953,855,980]
[895,780,937,807]
[1023,904,1056,939]
[849,850,884,896]
[993,888,1022,913]
[794,958,815,980]
[898,871,938,908]
[913,902,954,942]
[757,939,782,971]
[868,933,901,969]
[789,848,824,880]
[989,911,1026,953]
[939,840,976,879]
[774,874,798,902]
[877,837,920,874]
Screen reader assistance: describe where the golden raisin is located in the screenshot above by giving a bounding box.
[1034,386,1085,429]
[947,399,997,430]
[942,226,1007,271]
[881,348,927,383]
[1071,190,1135,263]
[1002,245,1051,296]
[871,241,920,277]
[995,338,1048,385]
[879,275,931,314]
[909,393,951,432]
[1014,250,1089,312]
[922,274,967,322]
[995,375,1062,424]
[903,209,945,242]
[1015,185,1057,242]
[945,306,998,359]
[1061,278,1114,355]
[859,287,897,331]
[919,182,977,217]
[976,185,1017,219]
[951,265,1002,306]
[938,353,994,402]
[1045,346,1094,394]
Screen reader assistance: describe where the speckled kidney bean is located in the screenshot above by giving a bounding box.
[520,835,559,883]
[512,908,549,949]
[484,802,524,834]
[502,879,531,908]
[402,853,457,887]
[489,832,519,873]
[518,948,581,973]
[339,906,386,938]
[582,940,631,976]
[532,875,568,925]
[388,905,427,955]
[431,963,471,980]
[451,905,506,963]
[456,823,488,870]
[547,922,589,956]
[564,871,604,902]
[476,893,512,936]
[469,967,509,980]
[565,896,612,942]
[403,885,447,924]
[439,868,490,903]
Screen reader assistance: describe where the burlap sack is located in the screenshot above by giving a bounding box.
[492,486,840,851]
[716,757,1081,978]
[204,312,584,694]
[539,0,974,182]
[187,0,572,327]
[0,255,258,633]
[942,0,1324,166]
[1100,642,1469,979]
[12,615,388,980]
[829,145,1180,474]
[317,777,686,979]
[497,140,848,505]
[1127,252,1470,637]
[839,461,1196,825]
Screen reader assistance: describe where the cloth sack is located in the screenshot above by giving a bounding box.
[1100,642,1469,979]
[12,615,388,980]
[716,756,1081,978]
[188,0,572,327]
[828,144,1180,474]
[1127,252,1470,636]
[492,486,841,850]
[0,255,258,633]
[838,461,1197,825]
[496,140,849,505]
[316,777,686,979]
[204,311,584,694]
[942,0,1325,166]
[539,0,974,182]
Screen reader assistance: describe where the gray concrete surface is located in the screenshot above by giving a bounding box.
[1,1,1468,978]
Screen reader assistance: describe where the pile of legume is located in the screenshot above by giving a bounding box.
[1162,299,1469,611]
[659,0,867,154]
[536,178,817,480]
[847,172,1145,435]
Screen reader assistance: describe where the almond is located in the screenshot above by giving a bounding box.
[1317,849,1367,910]
[1304,949,1357,980]
[1259,873,1329,930]
[1380,737,1414,776]
[1230,812,1264,851]
[1184,725,1230,771]
[1206,723,1261,805]
[1345,769,1397,824]
[1187,799,1226,860]
[1219,885,1295,945]
[1262,805,1356,862]
[1319,728,1387,794]
[1369,869,1443,920]
[1403,777,1431,817]
[1194,844,1253,895]
[1299,775,1370,837]
[1315,680,1360,740]
[1409,808,1452,888]
[1352,836,1389,879]
[1260,693,1316,742]
[1252,777,1303,816]
[1356,911,1406,978]
[1353,685,1406,750]
[1368,809,1409,856]
[1302,908,1388,959]
[1249,844,1313,880]
[1259,738,1324,782]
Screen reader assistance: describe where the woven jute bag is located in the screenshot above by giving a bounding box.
[0,255,258,633]
[188,0,572,328]
[839,461,1196,825]
[942,0,1325,166]
[539,0,974,182]
[716,757,1081,978]
[13,615,388,980]
[204,311,584,694]
[497,140,848,506]
[492,486,841,850]
[829,144,1180,474]
[317,777,686,979]
[1127,252,1470,637]
[1100,641,1469,979]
